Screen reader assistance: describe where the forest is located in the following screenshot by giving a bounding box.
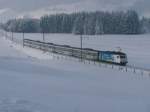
[2,10,150,35]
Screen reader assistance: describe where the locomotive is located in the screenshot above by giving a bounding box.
[24,39,128,65]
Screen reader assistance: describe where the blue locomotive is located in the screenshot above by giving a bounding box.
[99,51,128,65]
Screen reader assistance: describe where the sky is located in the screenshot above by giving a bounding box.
[0,0,150,22]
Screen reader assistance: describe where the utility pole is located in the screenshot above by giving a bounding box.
[5,31,7,39]
[23,31,25,47]
[22,20,25,47]
[11,31,13,41]
[23,31,24,40]
[42,31,45,42]
[80,34,83,61]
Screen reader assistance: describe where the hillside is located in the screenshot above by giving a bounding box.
[0,33,150,112]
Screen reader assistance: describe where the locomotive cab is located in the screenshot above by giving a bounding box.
[99,51,128,65]
[120,54,128,65]
[113,54,128,65]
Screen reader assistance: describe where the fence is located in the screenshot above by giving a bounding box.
[35,51,150,77]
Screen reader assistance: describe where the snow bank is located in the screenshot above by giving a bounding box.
[1,35,150,112]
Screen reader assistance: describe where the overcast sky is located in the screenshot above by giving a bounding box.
[0,0,150,22]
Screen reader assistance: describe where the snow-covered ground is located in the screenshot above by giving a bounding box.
[1,33,150,112]
[6,32,150,69]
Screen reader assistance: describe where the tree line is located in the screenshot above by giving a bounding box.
[140,17,150,33]
[2,10,150,35]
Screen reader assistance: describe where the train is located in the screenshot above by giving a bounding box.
[23,39,128,65]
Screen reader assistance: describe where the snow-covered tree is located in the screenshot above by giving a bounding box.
[4,10,142,35]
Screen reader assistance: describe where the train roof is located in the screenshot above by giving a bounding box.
[24,39,126,55]
[101,51,126,55]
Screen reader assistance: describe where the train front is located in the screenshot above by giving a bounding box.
[119,54,128,65]
[99,51,128,65]
[113,52,128,65]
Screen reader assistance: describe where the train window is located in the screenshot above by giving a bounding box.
[120,55,125,58]
[117,56,120,58]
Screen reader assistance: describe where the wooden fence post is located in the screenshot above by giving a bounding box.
[5,31,7,39]
[99,63,101,67]
[94,61,96,65]
[84,60,86,64]
[119,66,121,70]
[11,31,14,41]
[126,67,127,72]
[23,39,24,47]
[89,60,90,64]
[105,64,107,68]
[134,68,136,74]
[141,70,143,75]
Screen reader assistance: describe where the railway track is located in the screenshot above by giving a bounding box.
[2,32,150,76]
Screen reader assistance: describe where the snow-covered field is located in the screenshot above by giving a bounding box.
[1,32,150,112]
[6,32,150,69]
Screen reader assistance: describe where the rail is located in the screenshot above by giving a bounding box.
[1,31,150,77]
[23,38,150,76]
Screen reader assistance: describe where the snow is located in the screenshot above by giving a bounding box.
[6,32,150,69]
[1,33,150,112]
